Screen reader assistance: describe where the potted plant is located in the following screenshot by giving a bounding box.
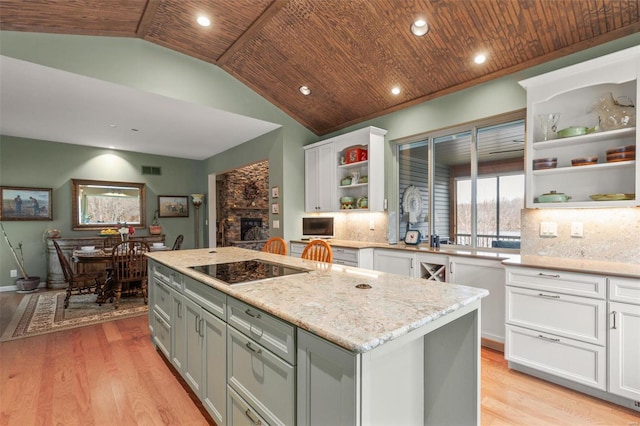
[0,223,40,292]
[149,210,162,235]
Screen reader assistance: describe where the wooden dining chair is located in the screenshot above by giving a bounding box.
[111,241,150,309]
[262,237,287,255]
[53,240,104,309]
[301,239,333,263]
[172,234,184,250]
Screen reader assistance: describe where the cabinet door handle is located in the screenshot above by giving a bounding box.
[537,293,560,299]
[245,341,262,355]
[537,334,560,343]
[612,311,617,329]
[449,262,454,274]
[245,309,261,319]
[538,272,560,278]
[245,408,262,425]
[195,314,200,334]
[199,318,204,337]
[177,301,182,318]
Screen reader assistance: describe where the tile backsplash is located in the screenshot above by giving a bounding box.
[521,208,640,264]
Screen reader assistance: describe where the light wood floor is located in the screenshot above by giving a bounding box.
[1,290,638,425]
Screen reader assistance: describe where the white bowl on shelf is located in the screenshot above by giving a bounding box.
[80,246,96,252]
[152,242,164,248]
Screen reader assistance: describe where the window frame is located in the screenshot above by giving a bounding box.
[392,109,525,248]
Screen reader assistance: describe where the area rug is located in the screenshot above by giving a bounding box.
[0,290,148,342]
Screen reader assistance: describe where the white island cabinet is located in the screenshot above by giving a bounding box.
[148,248,488,426]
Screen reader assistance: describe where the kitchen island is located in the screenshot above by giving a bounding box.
[147,247,489,425]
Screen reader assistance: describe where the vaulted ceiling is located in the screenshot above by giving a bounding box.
[1,0,639,136]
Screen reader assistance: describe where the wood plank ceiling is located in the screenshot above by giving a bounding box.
[1,0,639,136]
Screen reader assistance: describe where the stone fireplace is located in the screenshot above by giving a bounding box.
[217,160,269,250]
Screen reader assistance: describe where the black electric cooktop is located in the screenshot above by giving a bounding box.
[190,259,310,286]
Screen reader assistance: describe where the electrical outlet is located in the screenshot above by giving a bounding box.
[272,220,280,229]
[570,222,583,238]
[10,269,17,278]
[369,220,375,230]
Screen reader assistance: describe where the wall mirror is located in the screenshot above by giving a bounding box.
[71,179,146,230]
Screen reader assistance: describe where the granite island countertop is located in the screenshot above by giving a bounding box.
[147,247,488,353]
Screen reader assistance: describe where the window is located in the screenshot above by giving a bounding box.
[396,112,525,248]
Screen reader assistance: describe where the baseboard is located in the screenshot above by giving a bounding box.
[481,337,504,352]
[0,282,47,292]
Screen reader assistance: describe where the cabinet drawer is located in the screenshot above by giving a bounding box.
[290,242,305,258]
[184,275,226,320]
[609,277,640,305]
[152,311,171,359]
[506,286,606,345]
[506,325,606,391]
[506,267,606,299]
[227,386,271,426]
[227,327,294,426]
[153,279,171,322]
[227,298,295,364]
[333,247,358,264]
[152,262,172,286]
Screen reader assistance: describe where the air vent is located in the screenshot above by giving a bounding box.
[141,166,161,176]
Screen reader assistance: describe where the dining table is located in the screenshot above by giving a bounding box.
[72,247,115,304]
[73,244,171,304]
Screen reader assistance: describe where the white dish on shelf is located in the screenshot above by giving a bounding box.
[80,246,96,252]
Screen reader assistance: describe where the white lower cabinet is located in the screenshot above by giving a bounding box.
[506,266,640,409]
[291,242,372,269]
[373,249,414,276]
[505,324,607,390]
[297,329,357,426]
[505,267,607,391]
[608,277,640,401]
[448,256,505,346]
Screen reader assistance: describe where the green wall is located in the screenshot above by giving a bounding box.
[1,30,639,289]
[0,136,204,285]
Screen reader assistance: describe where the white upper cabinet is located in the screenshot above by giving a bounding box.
[519,45,639,208]
[304,126,387,212]
[304,141,336,212]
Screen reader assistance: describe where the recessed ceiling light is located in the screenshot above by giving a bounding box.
[474,54,486,64]
[411,19,429,36]
[299,86,311,96]
[109,124,117,128]
[197,16,211,27]
[391,87,401,95]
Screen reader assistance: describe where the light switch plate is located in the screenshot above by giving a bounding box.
[272,220,280,229]
[540,221,558,237]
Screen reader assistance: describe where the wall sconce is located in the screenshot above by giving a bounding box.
[191,193,205,248]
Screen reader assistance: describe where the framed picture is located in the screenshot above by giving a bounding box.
[271,186,280,198]
[1,186,53,221]
[158,195,189,218]
[271,202,280,214]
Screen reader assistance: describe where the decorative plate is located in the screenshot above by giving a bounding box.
[589,193,635,201]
